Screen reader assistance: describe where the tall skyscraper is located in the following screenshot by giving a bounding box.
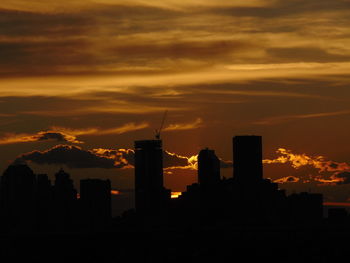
[134,140,168,214]
[233,136,263,183]
[198,148,220,187]
[80,179,111,229]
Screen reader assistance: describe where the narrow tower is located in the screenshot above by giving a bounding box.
[134,140,168,214]
[233,135,263,183]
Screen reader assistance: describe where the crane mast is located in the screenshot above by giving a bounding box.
[155,110,167,140]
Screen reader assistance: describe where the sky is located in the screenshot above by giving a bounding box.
[1,0,350,212]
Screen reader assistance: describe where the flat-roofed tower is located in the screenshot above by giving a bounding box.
[134,140,166,214]
[233,135,263,183]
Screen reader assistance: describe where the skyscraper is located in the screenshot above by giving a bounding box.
[134,140,169,214]
[233,136,263,183]
[198,148,220,187]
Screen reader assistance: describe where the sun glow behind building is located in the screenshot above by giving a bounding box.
[171,192,182,199]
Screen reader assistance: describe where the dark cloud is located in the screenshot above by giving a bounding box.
[0,131,81,145]
[36,132,78,143]
[17,145,117,169]
[334,172,350,185]
[163,152,189,168]
[16,145,200,170]
[0,39,95,76]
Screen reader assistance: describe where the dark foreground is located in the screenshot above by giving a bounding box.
[0,224,349,263]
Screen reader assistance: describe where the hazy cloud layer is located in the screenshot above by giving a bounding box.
[0,0,349,79]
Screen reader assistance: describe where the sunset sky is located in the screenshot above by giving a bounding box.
[1,0,350,212]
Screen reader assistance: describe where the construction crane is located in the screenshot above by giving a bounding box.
[155,110,168,140]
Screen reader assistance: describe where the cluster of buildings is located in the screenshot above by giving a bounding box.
[0,165,111,232]
[135,136,325,225]
[0,135,342,232]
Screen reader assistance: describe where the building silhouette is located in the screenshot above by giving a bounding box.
[198,148,220,188]
[287,192,323,223]
[134,140,170,215]
[233,135,263,184]
[52,168,77,231]
[35,174,52,231]
[79,178,112,230]
[0,163,36,230]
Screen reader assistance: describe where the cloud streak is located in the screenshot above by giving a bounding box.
[163,118,203,132]
[0,122,149,145]
[254,110,350,125]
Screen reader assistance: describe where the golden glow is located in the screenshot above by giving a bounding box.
[164,151,198,170]
[264,148,350,172]
[92,148,134,168]
[171,192,182,199]
[111,190,121,195]
[273,176,300,184]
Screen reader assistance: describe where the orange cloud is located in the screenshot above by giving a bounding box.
[0,131,82,145]
[264,148,350,172]
[164,151,198,170]
[273,176,300,184]
[92,148,135,169]
[265,148,350,185]
[51,122,149,136]
[163,118,203,132]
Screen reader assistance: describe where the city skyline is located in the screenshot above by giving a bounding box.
[1,0,350,211]
[1,134,349,218]
[0,135,326,227]
[1,1,350,261]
